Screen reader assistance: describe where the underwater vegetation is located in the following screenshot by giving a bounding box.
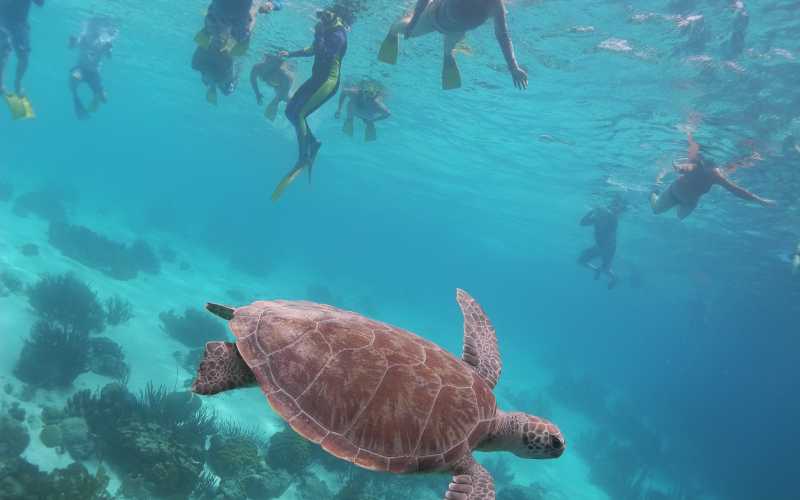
[0,270,24,296]
[14,320,90,389]
[0,415,30,461]
[104,294,134,327]
[19,243,39,257]
[160,307,228,348]
[48,221,161,280]
[265,425,315,474]
[12,189,70,222]
[28,273,106,334]
[16,273,132,388]
[65,382,214,498]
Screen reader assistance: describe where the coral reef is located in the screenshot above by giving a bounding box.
[0,271,24,296]
[207,424,262,479]
[19,243,39,256]
[39,424,63,448]
[104,295,134,327]
[0,415,30,460]
[48,222,161,280]
[7,402,25,422]
[297,475,333,499]
[13,190,69,222]
[14,320,89,389]
[88,336,130,381]
[0,458,112,500]
[160,307,228,348]
[65,382,214,498]
[265,426,315,473]
[27,273,106,334]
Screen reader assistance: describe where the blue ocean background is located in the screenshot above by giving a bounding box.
[1,0,799,499]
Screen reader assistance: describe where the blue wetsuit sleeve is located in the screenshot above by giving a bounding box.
[288,47,314,57]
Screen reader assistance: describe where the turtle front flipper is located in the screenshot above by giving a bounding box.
[455,289,501,389]
[192,341,256,395]
[445,455,495,500]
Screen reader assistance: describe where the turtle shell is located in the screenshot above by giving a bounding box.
[229,301,497,473]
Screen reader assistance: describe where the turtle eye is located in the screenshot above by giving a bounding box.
[550,435,563,449]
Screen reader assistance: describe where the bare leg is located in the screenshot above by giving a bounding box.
[442,32,466,90]
[14,51,29,95]
[69,70,88,119]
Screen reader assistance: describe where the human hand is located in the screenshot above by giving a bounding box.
[511,66,528,90]
[759,198,777,208]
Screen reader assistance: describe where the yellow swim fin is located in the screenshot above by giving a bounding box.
[206,87,218,105]
[364,122,377,142]
[229,40,250,57]
[343,117,354,137]
[271,164,305,202]
[378,33,399,65]
[265,99,279,121]
[442,56,461,90]
[5,94,35,120]
[194,29,212,49]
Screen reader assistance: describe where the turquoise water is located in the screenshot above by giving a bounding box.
[1,0,799,499]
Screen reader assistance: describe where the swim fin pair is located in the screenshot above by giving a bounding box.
[195,29,249,56]
[4,93,35,120]
[378,33,399,65]
[271,141,321,201]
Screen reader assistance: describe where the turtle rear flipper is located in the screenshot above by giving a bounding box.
[192,341,256,395]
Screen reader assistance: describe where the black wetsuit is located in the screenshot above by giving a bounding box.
[0,0,41,59]
[579,208,618,272]
[285,20,347,161]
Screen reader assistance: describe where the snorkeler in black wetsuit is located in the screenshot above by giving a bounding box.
[69,17,117,120]
[1,0,44,119]
[578,198,625,289]
[377,0,526,90]
[271,6,349,201]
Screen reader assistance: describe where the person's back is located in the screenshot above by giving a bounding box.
[673,162,717,202]
[438,0,492,32]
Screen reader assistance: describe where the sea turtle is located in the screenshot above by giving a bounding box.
[192,289,565,499]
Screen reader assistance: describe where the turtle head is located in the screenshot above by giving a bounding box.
[483,411,565,459]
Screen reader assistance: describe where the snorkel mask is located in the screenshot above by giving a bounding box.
[316,9,338,25]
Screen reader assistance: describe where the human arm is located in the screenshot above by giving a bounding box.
[335,89,355,118]
[492,0,527,89]
[279,46,313,58]
[714,169,776,207]
[687,132,701,163]
[250,64,264,104]
[371,99,391,122]
[580,209,597,226]
[405,0,431,38]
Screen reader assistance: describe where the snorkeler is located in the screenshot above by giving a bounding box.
[335,80,391,142]
[250,53,294,121]
[192,45,240,104]
[578,198,625,289]
[650,132,776,220]
[68,17,117,120]
[196,0,282,57]
[377,0,527,90]
[271,6,350,201]
[0,0,44,120]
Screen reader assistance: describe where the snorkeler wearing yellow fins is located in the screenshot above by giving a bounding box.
[250,53,294,121]
[193,0,282,104]
[1,0,44,120]
[271,6,350,202]
[335,80,391,142]
[377,0,527,90]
